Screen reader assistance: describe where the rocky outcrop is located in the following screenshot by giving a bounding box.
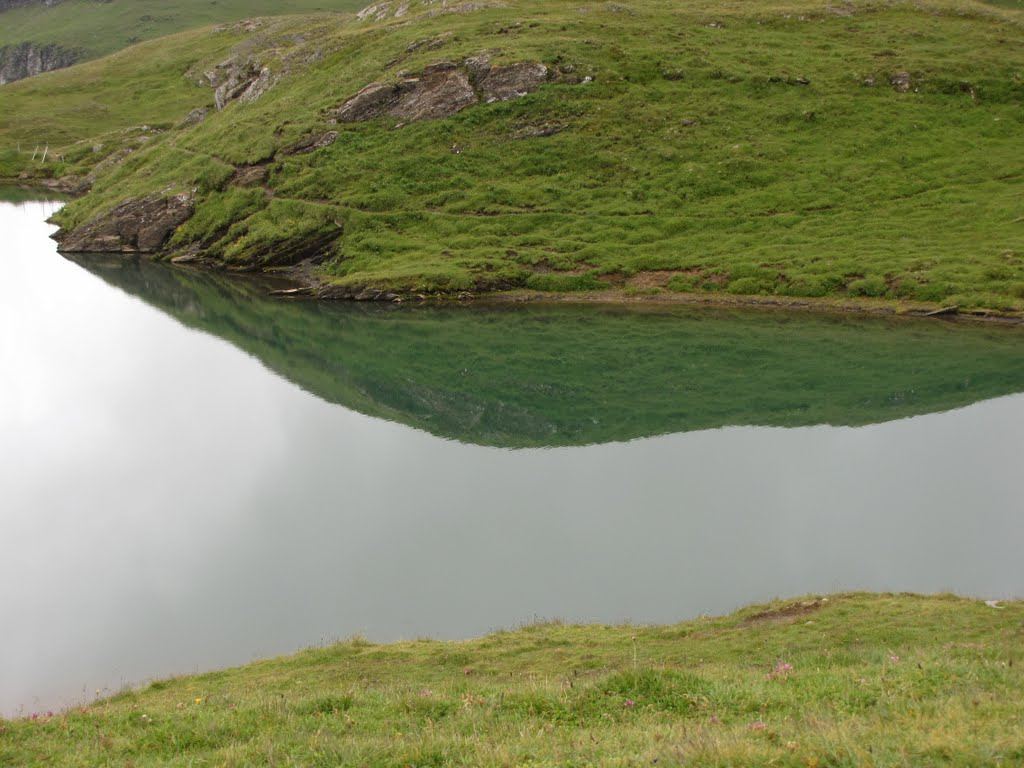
[179,107,209,128]
[0,42,79,85]
[0,0,61,10]
[229,165,268,187]
[209,56,274,109]
[333,58,557,124]
[475,61,548,102]
[283,131,339,155]
[335,64,476,122]
[356,0,506,23]
[56,193,194,253]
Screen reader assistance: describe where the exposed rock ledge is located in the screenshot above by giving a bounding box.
[356,0,507,23]
[332,59,556,123]
[55,193,194,253]
[0,41,79,85]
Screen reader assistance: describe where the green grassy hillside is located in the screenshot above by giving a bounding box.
[3,594,1022,766]
[0,0,365,62]
[3,0,1023,312]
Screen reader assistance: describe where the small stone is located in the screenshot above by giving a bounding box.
[890,71,912,93]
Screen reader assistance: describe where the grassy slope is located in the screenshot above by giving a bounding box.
[3,0,1024,311]
[3,594,1022,766]
[71,255,1024,447]
[0,0,366,60]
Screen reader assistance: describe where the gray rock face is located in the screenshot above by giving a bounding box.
[179,107,210,128]
[475,61,548,103]
[333,58,554,124]
[890,71,912,93]
[212,56,274,109]
[356,0,505,23]
[335,67,477,123]
[56,193,195,253]
[283,131,339,155]
[0,42,79,85]
[0,0,60,11]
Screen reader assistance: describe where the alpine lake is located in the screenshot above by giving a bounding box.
[2,191,1023,717]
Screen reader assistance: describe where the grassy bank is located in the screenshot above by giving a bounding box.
[3,593,1021,766]
[2,0,1023,312]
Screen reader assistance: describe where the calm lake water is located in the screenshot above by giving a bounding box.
[2,194,1023,717]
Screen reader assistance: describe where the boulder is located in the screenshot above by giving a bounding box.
[56,193,194,253]
[890,71,912,93]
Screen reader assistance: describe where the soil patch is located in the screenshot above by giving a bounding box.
[741,598,829,627]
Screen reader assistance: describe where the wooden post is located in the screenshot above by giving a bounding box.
[31,145,39,161]
[41,144,49,163]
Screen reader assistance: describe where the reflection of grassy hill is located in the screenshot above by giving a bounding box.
[72,256,1024,447]
[0,0,364,66]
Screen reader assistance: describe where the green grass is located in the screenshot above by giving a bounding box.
[4,593,1022,766]
[3,0,1024,311]
[69,255,1024,447]
[0,0,366,62]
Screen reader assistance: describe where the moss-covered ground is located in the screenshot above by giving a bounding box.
[3,593,1022,766]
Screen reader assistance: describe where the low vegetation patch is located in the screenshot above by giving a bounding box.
[3,593,1021,766]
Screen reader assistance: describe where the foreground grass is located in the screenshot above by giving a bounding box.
[3,593,1022,766]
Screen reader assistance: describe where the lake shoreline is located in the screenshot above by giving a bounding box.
[4,182,1020,327]
[70,249,1024,327]
[292,267,1024,326]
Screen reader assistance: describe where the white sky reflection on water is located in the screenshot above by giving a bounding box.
[1,199,1022,716]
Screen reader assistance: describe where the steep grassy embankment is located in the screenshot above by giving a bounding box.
[3,594,1022,766]
[2,0,1023,311]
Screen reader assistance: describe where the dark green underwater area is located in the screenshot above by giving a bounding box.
[71,255,1024,447]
